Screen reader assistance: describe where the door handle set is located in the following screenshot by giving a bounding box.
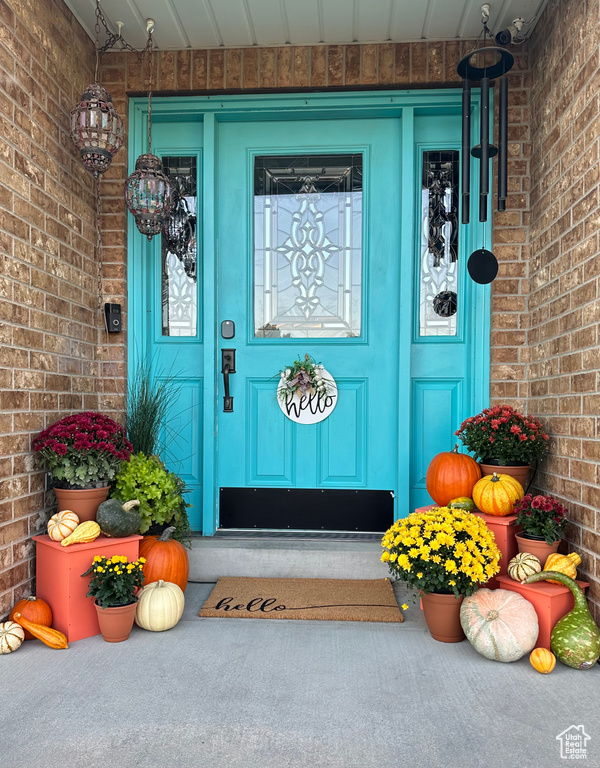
[221,348,236,412]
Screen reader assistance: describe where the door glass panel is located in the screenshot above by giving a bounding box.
[419,150,459,337]
[254,154,362,339]
[161,156,198,337]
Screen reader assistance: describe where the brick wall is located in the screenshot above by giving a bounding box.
[529,0,600,618]
[0,0,96,616]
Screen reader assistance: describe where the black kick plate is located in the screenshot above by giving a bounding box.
[219,488,394,532]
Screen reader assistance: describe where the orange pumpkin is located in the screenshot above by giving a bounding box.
[425,444,482,506]
[139,526,189,593]
[472,472,524,516]
[9,596,53,640]
[47,510,79,541]
[530,647,556,674]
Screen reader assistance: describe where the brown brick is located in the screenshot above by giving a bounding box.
[277,47,293,88]
[225,48,241,89]
[327,45,343,87]
[192,50,207,90]
[243,48,259,89]
[310,46,326,87]
[293,47,309,88]
[176,50,191,90]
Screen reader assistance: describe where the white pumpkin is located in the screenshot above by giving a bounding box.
[135,579,184,632]
[460,588,539,662]
[0,621,25,654]
[47,510,79,541]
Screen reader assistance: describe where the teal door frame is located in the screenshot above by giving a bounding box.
[127,89,491,536]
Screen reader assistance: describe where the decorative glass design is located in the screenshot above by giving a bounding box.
[420,151,459,337]
[70,84,123,177]
[254,154,363,339]
[161,156,198,337]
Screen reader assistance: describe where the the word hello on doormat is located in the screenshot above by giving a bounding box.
[199,577,404,623]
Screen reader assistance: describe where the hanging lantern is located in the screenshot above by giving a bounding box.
[70,84,123,177]
[125,154,172,240]
[124,19,172,241]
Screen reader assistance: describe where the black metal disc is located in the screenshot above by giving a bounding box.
[468,248,498,284]
[457,47,514,81]
[471,143,498,159]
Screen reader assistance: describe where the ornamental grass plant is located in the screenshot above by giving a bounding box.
[32,412,132,489]
[82,555,145,608]
[513,493,568,544]
[455,405,550,465]
[381,507,501,598]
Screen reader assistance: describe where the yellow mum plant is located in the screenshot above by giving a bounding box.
[381,507,501,598]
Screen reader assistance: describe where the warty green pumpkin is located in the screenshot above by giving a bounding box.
[97,499,142,538]
[524,570,600,669]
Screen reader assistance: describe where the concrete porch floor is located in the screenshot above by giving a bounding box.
[3,581,599,768]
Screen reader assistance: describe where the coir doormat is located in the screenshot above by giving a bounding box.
[199,577,404,623]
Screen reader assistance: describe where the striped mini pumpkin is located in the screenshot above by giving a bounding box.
[508,552,541,582]
[472,472,524,516]
[47,510,79,541]
[0,621,25,654]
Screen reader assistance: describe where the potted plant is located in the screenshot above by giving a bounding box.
[111,453,191,546]
[32,412,133,521]
[513,493,568,559]
[455,405,550,489]
[381,507,501,642]
[82,554,145,642]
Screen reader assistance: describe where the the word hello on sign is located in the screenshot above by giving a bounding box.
[277,368,337,424]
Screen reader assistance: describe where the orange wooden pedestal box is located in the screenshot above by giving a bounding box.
[496,574,589,650]
[33,534,142,642]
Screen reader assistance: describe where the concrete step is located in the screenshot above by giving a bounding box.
[189,534,388,581]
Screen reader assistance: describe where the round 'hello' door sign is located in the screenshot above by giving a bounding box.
[276,355,337,425]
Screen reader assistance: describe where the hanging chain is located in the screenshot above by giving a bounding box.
[144,24,154,153]
[95,0,138,55]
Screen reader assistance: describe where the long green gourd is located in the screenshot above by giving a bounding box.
[523,570,600,669]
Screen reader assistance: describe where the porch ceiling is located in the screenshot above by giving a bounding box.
[64,0,548,52]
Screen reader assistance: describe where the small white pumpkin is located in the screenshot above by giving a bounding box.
[135,579,184,632]
[507,552,541,582]
[47,510,79,541]
[0,621,25,654]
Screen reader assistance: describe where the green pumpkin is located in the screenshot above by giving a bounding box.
[97,499,142,538]
[447,497,476,512]
[524,570,600,670]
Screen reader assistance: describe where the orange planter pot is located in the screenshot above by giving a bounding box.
[479,462,531,492]
[515,534,560,561]
[54,486,109,522]
[94,601,137,643]
[420,592,465,643]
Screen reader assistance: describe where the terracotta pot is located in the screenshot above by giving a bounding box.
[54,486,109,522]
[420,591,465,643]
[479,462,531,492]
[94,601,137,643]
[515,533,560,561]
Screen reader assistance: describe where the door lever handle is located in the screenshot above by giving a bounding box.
[221,349,235,412]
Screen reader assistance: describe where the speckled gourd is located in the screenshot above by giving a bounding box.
[524,570,600,670]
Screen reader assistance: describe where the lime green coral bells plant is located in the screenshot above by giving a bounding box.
[112,453,187,535]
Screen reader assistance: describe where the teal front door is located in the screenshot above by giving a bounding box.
[128,91,490,536]
[216,117,402,530]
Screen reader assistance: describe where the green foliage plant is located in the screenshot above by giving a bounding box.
[112,453,191,543]
[126,358,179,457]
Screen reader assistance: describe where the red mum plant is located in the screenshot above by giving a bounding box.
[454,405,550,465]
[33,412,133,489]
[513,493,568,545]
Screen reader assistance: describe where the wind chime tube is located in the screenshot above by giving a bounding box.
[498,76,508,211]
[461,79,471,225]
[479,76,490,222]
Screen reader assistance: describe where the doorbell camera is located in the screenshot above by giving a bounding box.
[104,302,122,333]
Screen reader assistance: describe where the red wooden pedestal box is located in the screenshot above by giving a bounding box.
[496,574,589,650]
[33,534,142,642]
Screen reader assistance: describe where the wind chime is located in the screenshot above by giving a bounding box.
[457,3,514,284]
[124,20,172,240]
